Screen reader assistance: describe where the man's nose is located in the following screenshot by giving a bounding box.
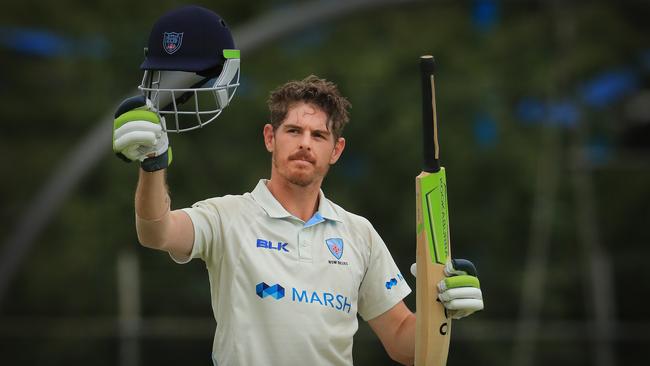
[298,132,312,150]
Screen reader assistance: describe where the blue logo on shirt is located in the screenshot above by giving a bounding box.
[256,282,285,300]
[385,273,405,290]
[257,239,289,252]
[325,238,344,259]
[254,281,352,314]
[292,288,352,313]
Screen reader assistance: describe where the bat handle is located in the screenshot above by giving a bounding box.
[420,55,440,173]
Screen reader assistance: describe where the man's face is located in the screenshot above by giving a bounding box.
[264,102,345,188]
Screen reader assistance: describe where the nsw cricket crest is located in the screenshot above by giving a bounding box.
[162,32,183,54]
[326,238,344,260]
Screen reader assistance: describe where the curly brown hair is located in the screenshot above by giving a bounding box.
[267,75,351,139]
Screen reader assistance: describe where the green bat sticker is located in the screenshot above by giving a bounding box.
[420,168,450,265]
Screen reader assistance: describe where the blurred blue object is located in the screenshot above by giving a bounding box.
[236,75,253,97]
[516,98,546,125]
[0,27,70,56]
[580,69,639,108]
[516,98,579,128]
[0,27,107,58]
[586,137,612,166]
[472,0,499,33]
[282,26,328,55]
[339,153,367,181]
[548,100,579,128]
[473,112,498,148]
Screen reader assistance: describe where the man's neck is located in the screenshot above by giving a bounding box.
[265,177,321,222]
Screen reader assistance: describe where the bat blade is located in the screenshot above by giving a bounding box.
[415,169,451,365]
[415,55,452,366]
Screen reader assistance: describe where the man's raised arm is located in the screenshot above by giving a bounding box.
[113,96,194,260]
[135,169,194,259]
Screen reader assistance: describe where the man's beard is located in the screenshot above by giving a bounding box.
[273,152,330,187]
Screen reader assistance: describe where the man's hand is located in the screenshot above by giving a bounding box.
[410,258,484,319]
[113,96,172,172]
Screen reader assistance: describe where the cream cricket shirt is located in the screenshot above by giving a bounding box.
[175,180,411,365]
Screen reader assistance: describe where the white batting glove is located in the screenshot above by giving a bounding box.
[113,96,172,172]
[410,258,484,319]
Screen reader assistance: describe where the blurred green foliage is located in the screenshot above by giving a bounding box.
[1,1,650,365]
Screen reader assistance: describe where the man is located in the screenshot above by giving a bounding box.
[113,5,483,366]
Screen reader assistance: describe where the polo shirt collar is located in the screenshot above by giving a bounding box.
[251,179,343,223]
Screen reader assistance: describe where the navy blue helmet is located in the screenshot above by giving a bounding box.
[139,5,240,132]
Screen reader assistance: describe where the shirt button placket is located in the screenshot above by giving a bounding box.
[298,227,312,262]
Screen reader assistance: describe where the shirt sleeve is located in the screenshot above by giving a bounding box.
[168,198,225,265]
[357,223,412,321]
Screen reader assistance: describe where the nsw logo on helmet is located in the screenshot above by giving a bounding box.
[162,32,183,54]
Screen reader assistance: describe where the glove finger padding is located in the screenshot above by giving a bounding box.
[437,258,484,319]
[444,298,484,311]
[114,122,161,151]
[121,142,156,162]
[411,259,484,319]
[437,287,483,303]
[437,274,480,292]
[113,102,170,167]
[446,299,484,319]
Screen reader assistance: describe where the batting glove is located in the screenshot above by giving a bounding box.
[113,96,172,172]
[410,258,484,319]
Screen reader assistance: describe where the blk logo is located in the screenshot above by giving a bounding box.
[256,282,285,300]
[257,239,289,252]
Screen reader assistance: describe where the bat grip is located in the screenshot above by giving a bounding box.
[420,55,440,173]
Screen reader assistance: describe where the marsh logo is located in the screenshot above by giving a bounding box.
[385,273,405,290]
[292,288,352,314]
[254,281,352,314]
[256,282,285,300]
[162,32,183,54]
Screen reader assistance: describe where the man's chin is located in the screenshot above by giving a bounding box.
[287,174,315,187]
[274,160,328,187]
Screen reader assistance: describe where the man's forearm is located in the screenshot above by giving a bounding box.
[393,312,416,365]
[136,169,170,219]
[135,168,171,248]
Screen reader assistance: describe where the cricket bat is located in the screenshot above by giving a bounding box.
[415,55,452,365]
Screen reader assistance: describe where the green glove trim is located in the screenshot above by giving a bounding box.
[443,275,480,289]
[114,110,160,130]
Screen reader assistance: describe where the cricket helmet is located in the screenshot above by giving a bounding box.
[139,5,240,132]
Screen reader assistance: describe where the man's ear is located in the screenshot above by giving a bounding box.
[263,124,275,152]
[329,137,346,165]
